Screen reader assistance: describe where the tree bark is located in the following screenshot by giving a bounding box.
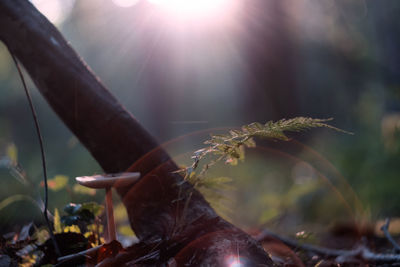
[0,0,272,265]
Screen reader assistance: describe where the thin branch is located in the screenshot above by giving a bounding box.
[256,229,348,257]
[8,48,61,257]
[56,240,123,266]
[381,218,400,252]
[56,245,101,266]
[257,229,400,263]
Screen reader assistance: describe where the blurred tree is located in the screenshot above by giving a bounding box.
[239,0,300,122]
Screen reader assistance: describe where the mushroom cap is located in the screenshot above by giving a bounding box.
[76,172,140,189]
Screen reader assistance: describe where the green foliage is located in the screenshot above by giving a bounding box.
[0,200,105,266]
[80,202,104,217]
[183,117,347,190]
[61,202,104,229]
[175,117,348,221]
[54,208,62,234]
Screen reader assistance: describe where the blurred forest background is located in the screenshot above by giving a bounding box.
[1,0,400,237]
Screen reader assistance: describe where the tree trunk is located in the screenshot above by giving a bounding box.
[0,0,272,265]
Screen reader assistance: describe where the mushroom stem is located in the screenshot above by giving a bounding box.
[105,187,116,242]
[75,172,140,243]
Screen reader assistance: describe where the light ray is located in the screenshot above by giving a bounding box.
[147,0,238,22]
[112,0,140,8]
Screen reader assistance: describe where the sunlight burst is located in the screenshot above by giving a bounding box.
[226,256,244,267]
[112,0,140,8]
[147,0,235,21]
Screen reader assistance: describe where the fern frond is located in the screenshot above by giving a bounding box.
[190,117,350,171]
[178,117,349,223]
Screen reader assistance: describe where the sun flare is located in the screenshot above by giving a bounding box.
[226,256,244,267]
[112,0,140,8]
[147,0,236,21]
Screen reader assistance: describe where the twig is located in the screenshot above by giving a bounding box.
[8,48,61,256]
[381,218,400,252]
[57,240,124,266]
[256,229,348,257]
[56,245,101,266]
[257,229,400,263]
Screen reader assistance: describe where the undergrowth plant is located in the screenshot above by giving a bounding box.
[183,117,349,189]
[174,117,350,225]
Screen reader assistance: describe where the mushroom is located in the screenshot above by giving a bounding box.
[75,172,140,242]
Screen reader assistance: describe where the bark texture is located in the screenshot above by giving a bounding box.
[0,0,272,265]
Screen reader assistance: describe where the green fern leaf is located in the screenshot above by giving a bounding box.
[180,117,350,209]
